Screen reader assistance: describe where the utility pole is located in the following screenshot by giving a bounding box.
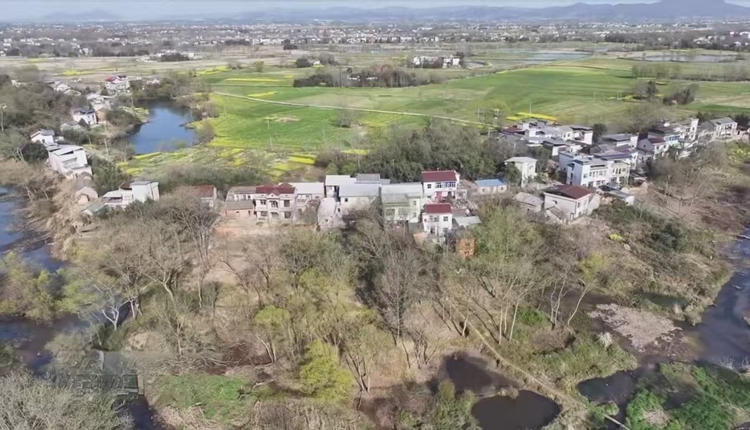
[266,117,271,150]
[0,104,6,132]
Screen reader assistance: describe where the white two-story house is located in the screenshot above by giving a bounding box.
[504,157,538,187]
[422,203,453,238]
[421,170,460,201]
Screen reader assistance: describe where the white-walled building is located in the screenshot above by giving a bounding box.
[543,185,601,223]
[600,134,638,149]
[100,181,160,208]
[30,129,56,146]
[421,170,460,201]
[381,183,426,223]
[709,117,738,139]
[104,75,130,94]
[422,203,453,238]
[338,183,381,216]
[637,137,671,161]
[72,108,98,126]
[324,175,357,198]
[47,145,92,178]
[559,151,632,189]
[505,157,538,186]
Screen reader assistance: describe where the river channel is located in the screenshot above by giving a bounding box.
[0,187,159,428]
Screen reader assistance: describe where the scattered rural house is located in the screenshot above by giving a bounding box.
[324,175,357,198]
[224,186,256,218]
[600,133,638,149]
[468,178,508,196]
[71,108,98,126]
[251,183,296,224]
[607,189,636,206]
[421,170,460,201]
[87,93,112,112]
[569,125,594,146]
[338,183,381,216]
[47,144,92,178]
[707,117,738,140]
[73,173,98,205]
[636,137,670,162]
[84,181,160,215]
[559,151,631,188]
[381,182,426,224]
[175,185,219,208]
[60,121,84,132]
[543,184,600,223]
[536,137,583,157]
[514,192,544,214]
[30,129,56,146]
[453,215,482,229]
[104,75,131,94]
[290,182,325,216]
[422,203,453,238]
[505,157,538,186]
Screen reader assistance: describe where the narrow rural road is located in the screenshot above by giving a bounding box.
[213,91,484,126]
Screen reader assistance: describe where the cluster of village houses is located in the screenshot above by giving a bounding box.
[28,74,163,217]
[27,95,743,244]
[214,114,742,242]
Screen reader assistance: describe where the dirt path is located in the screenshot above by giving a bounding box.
[212,91,484,126]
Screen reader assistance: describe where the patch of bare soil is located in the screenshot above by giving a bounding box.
[589,304,681,352]
[644,409,671,427]
[273,116,300,123]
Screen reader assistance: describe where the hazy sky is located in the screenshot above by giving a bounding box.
[0,0,748,21]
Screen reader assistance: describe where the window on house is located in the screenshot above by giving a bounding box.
[443,216,449,222]
[271,201,278,208]
[385,209,395,216]
[284,200,290,207]
[577,202,581,208]
[427,184,432,189]
[344,198,349,203]
[259,199,266,205]
[260,211,268,217]
[435,182,442,188]
[447,181,456,188]
[284,212,292,219]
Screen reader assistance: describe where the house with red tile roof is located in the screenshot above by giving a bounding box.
[251,183,297,224]
[422,203,454,238]
[421,170,460,202]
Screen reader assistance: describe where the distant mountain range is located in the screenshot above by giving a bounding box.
[19,0,750,23]
[234,0,750,22]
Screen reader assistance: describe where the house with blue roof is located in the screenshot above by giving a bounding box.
[466,178,508,197]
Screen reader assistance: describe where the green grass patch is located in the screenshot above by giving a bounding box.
[153,374,280,423]
[623,363,750,430]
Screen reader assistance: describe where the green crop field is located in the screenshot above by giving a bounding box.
[198,57,750,151]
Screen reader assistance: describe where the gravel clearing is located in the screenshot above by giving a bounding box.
[589,304,681,351]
